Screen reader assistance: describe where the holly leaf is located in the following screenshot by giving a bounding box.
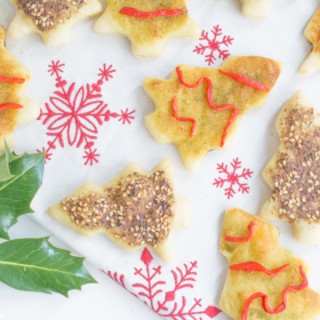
[0,142,20,182]
[0,148,45,239]
[0,237,96,296]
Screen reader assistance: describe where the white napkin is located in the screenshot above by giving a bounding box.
[1,0,320,319]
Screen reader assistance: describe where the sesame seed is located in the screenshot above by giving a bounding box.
[17,0,87,31]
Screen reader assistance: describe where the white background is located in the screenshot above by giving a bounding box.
[1,0,320,319]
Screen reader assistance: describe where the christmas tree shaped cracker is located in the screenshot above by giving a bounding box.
[144,56,281,170]
[8,0,102,46]
[220,208,320,320]
[49,160,191,261]
[0,26,38,149]
[300,7,320,75]
[262,92,320,245]
[240,0,274,19]
[94,0,200,57]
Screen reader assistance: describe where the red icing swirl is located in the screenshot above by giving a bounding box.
[230,261,290,276]
[0,75,25,112]
[174,67,239,146]
[0,75,25,84]
[0,103,23,111]
[241,265,308,320]
[171,96,197,137]
[219,69,270,92]
[224,221,256,243]
[119,7,186,18]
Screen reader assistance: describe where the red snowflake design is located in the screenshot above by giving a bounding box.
[193,25,234,66]
[37,60,135,166]
[103,248,221,319]
[213,157,253,199]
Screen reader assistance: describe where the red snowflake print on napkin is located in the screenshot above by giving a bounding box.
[193,25,234,66]
[37,60,135,166]
[104,248,221,319]
[213,158,253,199]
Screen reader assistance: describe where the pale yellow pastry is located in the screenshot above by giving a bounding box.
[94,0,200,57]
[240,0,273,19]
[0,26,38,149]
[144,56,281,170]
[220,208,320,320]
[262,92,320,245]
[300,7,320,75]
[48,159,191,261]
[8,0,102,46]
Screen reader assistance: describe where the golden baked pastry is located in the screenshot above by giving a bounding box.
[8,0,102,46]
[262,92,320,245]
[94,0,200,57]
[144,56,281,170]
[300,7,320,75]
[240,0,274,19]
[48,159,191,261]
[0,26,38,149]
[220,208,320,320]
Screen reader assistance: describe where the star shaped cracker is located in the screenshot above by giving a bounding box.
[0,26,38,149]
[240,0,274,19]
[8,0,103,46]
[94,0,200,57]
[144,56,281,170]
[48,159,191,261]
[262,92,320,245]
[220,208,320,320]
[300,7,320,75]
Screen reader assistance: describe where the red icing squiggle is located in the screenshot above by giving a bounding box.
[175,67,239,146]
[0,75,25,112]
[119,7,185,19]
[224,221,256,243]
[0,75,25,84]
[219,69,270,92]
[241,265,308,320]
[171,96,197,137]
[230,262,290,276]
[0,103,23,111]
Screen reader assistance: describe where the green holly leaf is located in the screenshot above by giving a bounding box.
[0,148,45,239]
[0,142,19,182]
[0,237,96,296]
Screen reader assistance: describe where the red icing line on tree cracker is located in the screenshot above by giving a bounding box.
[230,262,290,276]
[241,265,308,320]
[0,103,23,111]
[0,75,25,84]
[175,67,239,146]
[171,96,197,137]
[224,221,256,243]
[219,69,270,92]
[119,7,186,18]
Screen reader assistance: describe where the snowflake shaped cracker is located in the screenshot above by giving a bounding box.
[144,56,281,170]
[8,0,102,46]
[240,0,274,19]
[193,25,234,66]
[105,248,221,319]
[94,0,200,57]
[213,158,253,199]
[37,60,135,166]
[0,26,39,149]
